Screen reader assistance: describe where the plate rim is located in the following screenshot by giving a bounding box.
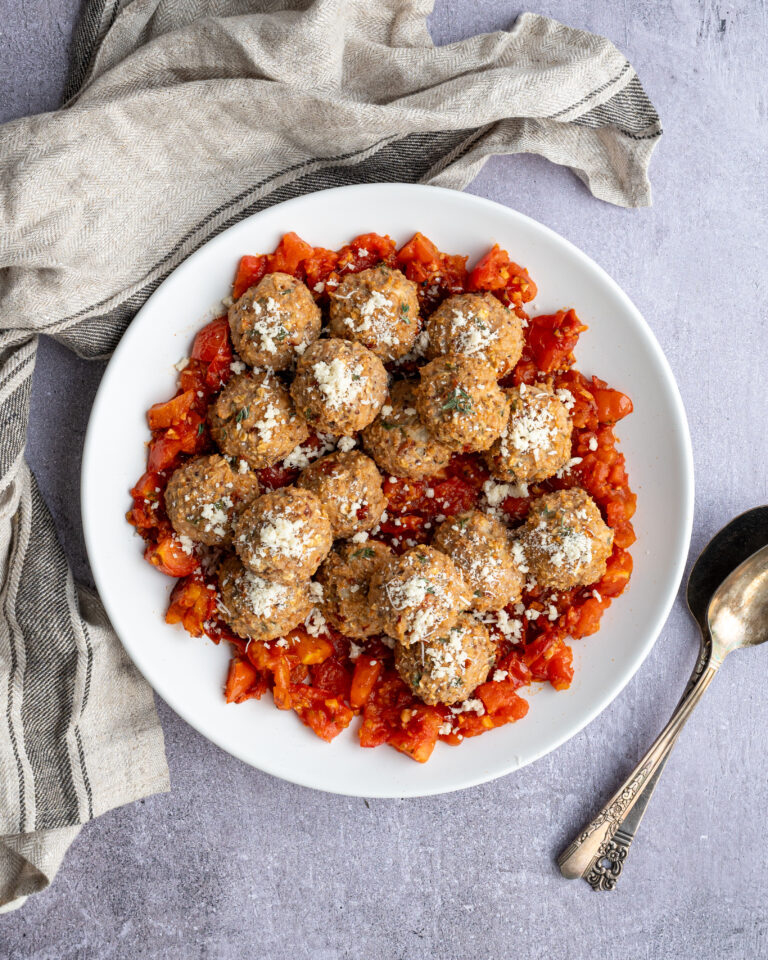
[81,182,694,798]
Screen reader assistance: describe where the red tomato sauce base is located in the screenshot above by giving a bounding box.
[127,230,636,763]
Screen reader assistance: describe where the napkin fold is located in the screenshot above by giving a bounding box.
[0,0,661,910]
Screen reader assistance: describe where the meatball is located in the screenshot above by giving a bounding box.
[315,540,394,638]
[484,383,572,483]
[433,510,524,612]
[425,292,523,377]
[228,272,321,370]
[290,339,387,435]
[234,487,332,582]
[218,554,312,641]
[296,451,386,539]
[164,454,260,546]
[208,371,308,469]
[362,380,452,479]
[416,354,509,453]
[395,613,496,706]
[329,265,420,361]
[368,545,470,646]
[520,488,614,591]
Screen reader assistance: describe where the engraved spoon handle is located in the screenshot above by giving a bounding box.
[567,638,714,888]
[557,661,719,888]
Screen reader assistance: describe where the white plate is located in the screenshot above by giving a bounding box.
[82,184,693,798]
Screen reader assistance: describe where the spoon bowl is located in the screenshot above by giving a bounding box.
[708,544,768,656]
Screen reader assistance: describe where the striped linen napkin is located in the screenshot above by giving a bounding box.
[0,0,661,911]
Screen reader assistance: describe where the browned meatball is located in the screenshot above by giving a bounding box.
[228,272,321,370]
[425,292,523,377]
[416,354,509,453]
[432,510,524,612]
[290,339,387,435]
[315,540,394,638]
[484,383,572,483]
[164,454,260,547]
[234,487,332,582]
[329,265,420,361]
[520,488,614,591]
[395,613,496,706]
[296,451,385,539]
[368,545,470,646]
[362,380,452,480]
[218,554,312,642]
[208,371,308,469]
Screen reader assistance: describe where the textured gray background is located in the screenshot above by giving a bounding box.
[2,1,768,958]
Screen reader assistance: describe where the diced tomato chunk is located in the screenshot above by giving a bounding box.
[232,254,268,300]
[147,390,196,430]
[467,244,537,305]
[290,685,354,742]
[165,572,216,635]
[266,232,315,277]
[350,655,382,709]
[592,384,634,424]
[224,657,265,704]
[147,433,183,472]
[145,535,199,577]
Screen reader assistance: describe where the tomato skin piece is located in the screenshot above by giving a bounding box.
[165,572,216,635]
[232,255,268,300]
[467,244,537,305]
[290,685,354,742]
[266,232,315,277]
[225,657,262,703]
[145,535,198,577]
[147,390,196,430]
[350,655,382,709]
[592,384,634,424]
[146,433,183,473]
[527,309,586,374]
[389,705,443,763]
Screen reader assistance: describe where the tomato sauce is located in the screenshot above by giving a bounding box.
[127,231,635,763]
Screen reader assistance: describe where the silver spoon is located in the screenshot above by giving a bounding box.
[557,505,768,889]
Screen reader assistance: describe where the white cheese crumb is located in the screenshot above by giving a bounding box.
[351,531,369,543]
[312,359,366,409]
[174,356,190,372]
[177,534,195,556]
[588,437,598,452]
[492,669,508,683]
[336,435,356,452]
[230,360,246,375]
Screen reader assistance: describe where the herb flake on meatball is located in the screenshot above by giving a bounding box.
[234,486,332,582]
[369,545,470,646]
[290,339,387,435]
[425,292,523,376]
[208,371,309,469]
[297,451,386,539]
[329,265,420,361]
[484,382,572,483]
[519,488,613,591]
[416,354,509,453]
[228,272,321,370]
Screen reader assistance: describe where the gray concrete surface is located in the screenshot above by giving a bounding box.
[2,1,768,958]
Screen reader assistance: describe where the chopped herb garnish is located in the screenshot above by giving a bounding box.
[235,406,250,423]
[441,387,473,414]
[474,589,484,598]
[352,547,376,559]
[351,374,361,381]
[380,421,397,430]
[197,423,205,436]
[274,328,288,341]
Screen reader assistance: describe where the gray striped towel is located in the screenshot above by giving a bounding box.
[0,0,662,911]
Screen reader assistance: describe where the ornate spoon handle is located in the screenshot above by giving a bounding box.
[557,661,719,888]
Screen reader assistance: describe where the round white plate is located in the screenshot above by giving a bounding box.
[82,183,693,798]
